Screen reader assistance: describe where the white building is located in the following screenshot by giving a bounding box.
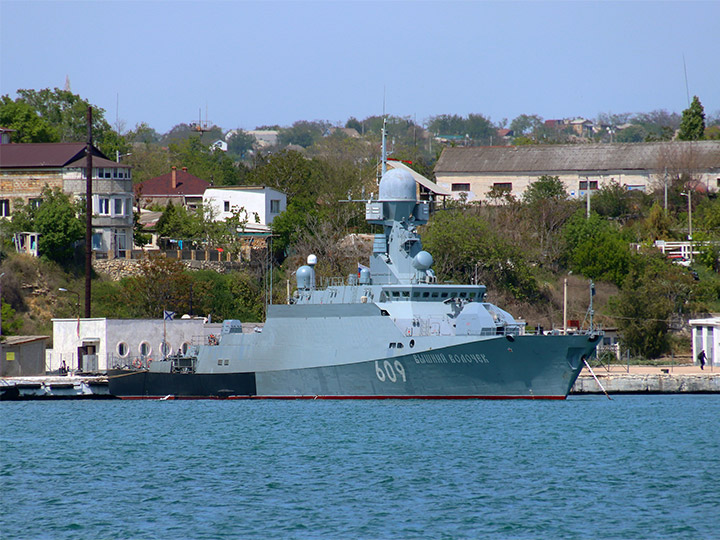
[689,317,720,368]
[49,318,218,372]
[211,139,228,152]
[203,186,287,228]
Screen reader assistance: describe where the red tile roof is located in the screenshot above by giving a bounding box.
[135,168,210,197]
[0,142,109,168]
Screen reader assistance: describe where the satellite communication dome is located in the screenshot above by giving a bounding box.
[379,168,416,201]
[296,265,314,289]
[412,250,434,270]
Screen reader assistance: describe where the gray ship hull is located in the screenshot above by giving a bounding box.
[108,334,596,399]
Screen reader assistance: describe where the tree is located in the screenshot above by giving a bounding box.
[591,180,633,218]
[509,114,544,136]
[610,254,695,358]
[14,88,122,156]
[615,125,646,143]
[466,114,495,143]
[678,96,706,141]
[345,117,362,133]
[421,208,540,300]
[1,301,23,335]
[29,187,84,263]
[127,122,160,144]
[631,109,680,141]
[427,114,466,135]
[227,129,255,158]
[0,96,59,142]
[522,176,576,265]
[119,256,193,318]
[278,120,327,148]
[523,175,567,205]
[168,137,243,186]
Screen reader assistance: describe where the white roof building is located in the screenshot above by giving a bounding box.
[203,186,287,229]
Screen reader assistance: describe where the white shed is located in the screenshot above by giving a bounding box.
[49,318,219,373]
[689,317,720,368]
[203,186,287,226]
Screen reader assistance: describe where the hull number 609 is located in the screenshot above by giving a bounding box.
[375,360,406,383]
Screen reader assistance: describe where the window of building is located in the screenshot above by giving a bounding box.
[579,181,599,190]
[139,342,151,357]
[224,200,230,212]
[29,198,42,209]
[159,341,171,357]
[451,183,471,192]
[98,197,110,215]
[492,182,512,192]
[113,198,124,216]
[117,342,129,357]
[92,233,103,250]
[270,199,280,213]
[0,199,10,217]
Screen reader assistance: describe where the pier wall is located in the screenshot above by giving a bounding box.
[572,372,720,394]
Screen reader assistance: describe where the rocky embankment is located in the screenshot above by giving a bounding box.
[93,259,234,280]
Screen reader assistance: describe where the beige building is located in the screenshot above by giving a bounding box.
[434,141,720,202]
[0,142,134,257]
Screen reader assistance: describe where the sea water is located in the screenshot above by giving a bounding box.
[1,396,718,539]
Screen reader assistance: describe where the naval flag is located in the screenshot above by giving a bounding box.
[164,310,176,321]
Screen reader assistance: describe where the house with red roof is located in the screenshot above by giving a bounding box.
[135,166,210,209]
[0,139,134,258]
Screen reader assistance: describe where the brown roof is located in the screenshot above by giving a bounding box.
[0,142,110,168]
[135,168,210,197]
[435,141,720,174]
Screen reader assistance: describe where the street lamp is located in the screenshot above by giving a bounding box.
[680,191,693,262]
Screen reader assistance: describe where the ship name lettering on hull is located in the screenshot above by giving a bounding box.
[412,353,489,364]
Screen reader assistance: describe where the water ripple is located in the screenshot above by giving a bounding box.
[1,397,719,539]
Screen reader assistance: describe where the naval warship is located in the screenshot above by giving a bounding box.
[108,164,600,399]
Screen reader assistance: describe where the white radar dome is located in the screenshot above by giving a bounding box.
[379,168,416,201]
[412,250,434,270]
[307,254,318,266]
[296,265,314,289]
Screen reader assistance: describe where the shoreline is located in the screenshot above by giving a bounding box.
[572,363,720,394]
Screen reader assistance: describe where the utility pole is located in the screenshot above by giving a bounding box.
[85,106,93,318]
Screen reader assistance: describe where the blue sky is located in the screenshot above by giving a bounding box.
[1,0,719,134]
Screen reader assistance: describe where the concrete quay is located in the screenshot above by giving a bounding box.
[572,364,720,394]
[0,375,113,400]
